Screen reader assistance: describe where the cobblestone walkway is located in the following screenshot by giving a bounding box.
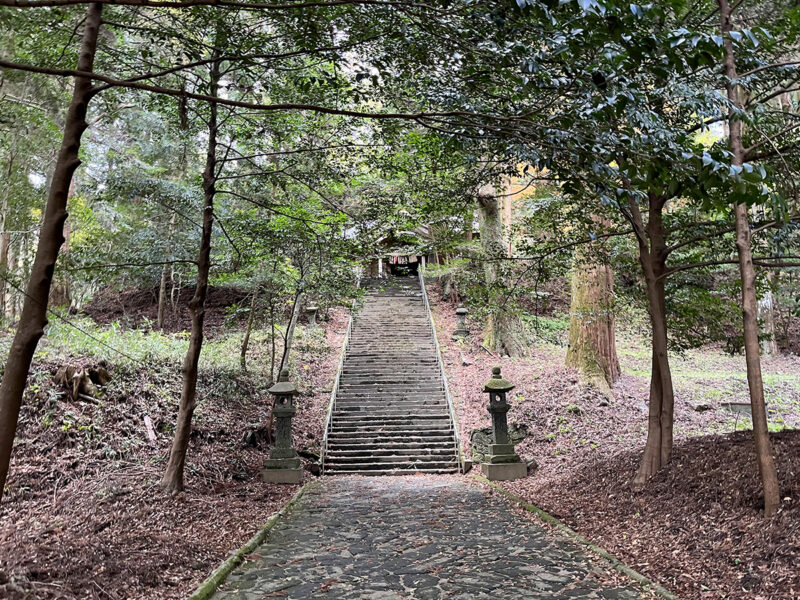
[212,476,648,600]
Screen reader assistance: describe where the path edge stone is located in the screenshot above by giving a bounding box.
[472,474,681,600]
[186,481,314,600]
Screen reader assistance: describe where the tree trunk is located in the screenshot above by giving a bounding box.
[441,272,452,301]
[161,60,220,494]
[566,258,620,392]
[758,272,778,355]
[8,240,18,321]
[628,195,676,486]
[0,236,9,321]
[0,136,15,321]
[279,283,304,375]
[157,262,169,330]
[477,194,528,357]
[719,0,781,517]
[240,286,259,371]
[157,215,176,330]
[0,3,103,503]
[269,293,277,384]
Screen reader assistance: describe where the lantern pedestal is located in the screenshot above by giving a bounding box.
[452,305,469,340]
[305,305,319,328]
[262,417,303,483]
[486,443,519,462]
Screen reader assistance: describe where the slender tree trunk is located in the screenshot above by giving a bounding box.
[279,282,304,375]
[268,284,303,438]
[161,60,220,494]
[566,257,620,392]
[240,286,259,371]
[628,195,676,485]
[8,241,17,321]
[269,293,277,384]
[477,194,528,357]
[758,272,778,355]
[441,271,452,301]
[1,234,11,317]
[0,3,103,503]
[157,214,177,330]
[719,0,781,517]
[157,263,169,330]
[0,139,16,320]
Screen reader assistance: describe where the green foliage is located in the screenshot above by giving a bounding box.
[522,314,570,346]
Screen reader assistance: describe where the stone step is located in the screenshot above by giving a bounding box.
[334,398,446,405]
[351,325,429,329]
[335,397,447,405]
[334,401,447,409]
[353,322,428,326]
[331,423,454,433]
[351,329,429,333]
[343,356,437,362]
[347,346,435,352]
[325,462,458,473]
[331,421,452,431]
[342,363,438,369]
[326,440,456,450]
[338,377,442,385]
[348,341,433,345]
[336,390,445,396]
[338,387,443,395]
[328,430,455,441]
[328,438,457,450]
[332,413,450,421]
[338,376,441,381]
[325,468,458,476]
[334,410,448,417]
[326,447,455,457]
[333,415,449,424]
[335,394,446,401]
[325,452,456,463]
[341,366,437,371]
[335,402,450,417]
[346,349,437,358]
[337,384,443,390]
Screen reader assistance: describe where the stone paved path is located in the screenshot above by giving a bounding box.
[212,476,649,600]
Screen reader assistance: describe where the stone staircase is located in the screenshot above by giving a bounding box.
[323,276,459,475]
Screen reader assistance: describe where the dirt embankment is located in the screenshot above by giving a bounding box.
[0,308,348,600]
[510,431,800,600]
[82,285,251,335]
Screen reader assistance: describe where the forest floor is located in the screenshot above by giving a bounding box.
[428,284,800,600]
[0,291,348,600]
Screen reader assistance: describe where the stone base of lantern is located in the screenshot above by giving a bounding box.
[262,457,303,484]
[481,461,527,481]
[486,444,519,461]
[452,328,469,341]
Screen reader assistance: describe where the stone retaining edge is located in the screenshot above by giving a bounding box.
[186,481,315,600]
[472,474,681,600]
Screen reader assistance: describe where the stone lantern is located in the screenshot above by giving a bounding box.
[305,305,319,328]
[481,366,527,481]
[452,304,469,340]
[262,369,303,484]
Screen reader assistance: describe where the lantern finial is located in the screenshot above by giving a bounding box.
[483,366,514,393]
